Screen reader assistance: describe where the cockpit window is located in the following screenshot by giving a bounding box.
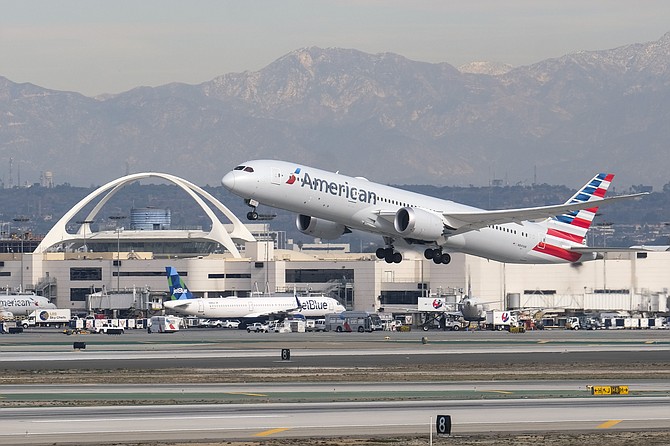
[234,165,245,170]
[243,166,254,172]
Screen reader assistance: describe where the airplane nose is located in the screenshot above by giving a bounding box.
[221,171,235,190]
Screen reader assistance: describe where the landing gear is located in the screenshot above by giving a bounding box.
[424,248,451,265]
[375,246,402,264]
[244,199,259,221]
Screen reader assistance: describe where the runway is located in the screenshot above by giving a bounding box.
[0,328,669,444]
[1,397,669,445]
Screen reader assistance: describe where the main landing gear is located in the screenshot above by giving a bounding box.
[424,248,451,265]
[245,199,259,220]
[375,247,402,264]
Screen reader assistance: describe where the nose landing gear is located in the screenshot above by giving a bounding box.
[245,199,259,220]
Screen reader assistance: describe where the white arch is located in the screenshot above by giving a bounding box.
[35,172,255,256]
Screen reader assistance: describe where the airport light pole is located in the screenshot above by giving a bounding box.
[12,216,29,292]
[109,215,127,291]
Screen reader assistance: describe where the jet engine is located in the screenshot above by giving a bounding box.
[296,215,351,240]
[394,207,444,241]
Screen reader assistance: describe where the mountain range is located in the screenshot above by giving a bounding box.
[1,32,670,190]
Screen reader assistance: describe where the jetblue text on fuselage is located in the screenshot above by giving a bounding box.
[300,299,328,311]
[298,171,377,205]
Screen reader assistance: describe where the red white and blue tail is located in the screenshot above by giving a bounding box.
[543,173,614,245]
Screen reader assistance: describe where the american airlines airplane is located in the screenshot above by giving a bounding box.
[163,267,345,319]
[222,160,644,265]
[0,291,57,317]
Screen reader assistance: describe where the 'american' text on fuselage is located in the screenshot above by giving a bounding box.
[299,172,377,205]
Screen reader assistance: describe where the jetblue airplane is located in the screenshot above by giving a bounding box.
[222,160,644,265]
[0,291,57,317]
[163,267,345,319]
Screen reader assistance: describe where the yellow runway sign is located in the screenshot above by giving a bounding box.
[591,385,629,395]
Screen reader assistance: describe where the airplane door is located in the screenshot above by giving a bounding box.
[271,168,281,185]
[198,299,204,314]
[248,301,254,313]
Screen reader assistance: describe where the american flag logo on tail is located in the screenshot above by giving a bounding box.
[534,173,613,261]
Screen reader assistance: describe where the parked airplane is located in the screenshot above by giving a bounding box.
[0,291,57,317]
[222,160,644,265]
[458,296,487,322]
[163,267,346,319]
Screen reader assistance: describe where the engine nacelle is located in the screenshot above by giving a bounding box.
[296,214,350,240]
[394,207,444,241]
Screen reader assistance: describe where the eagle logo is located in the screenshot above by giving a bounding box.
[286,167,301,185]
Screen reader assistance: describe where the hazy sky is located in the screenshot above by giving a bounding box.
[2,0,669,97]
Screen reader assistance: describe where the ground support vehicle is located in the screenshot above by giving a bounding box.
[324,311,376,333]
[247,322,269,333]
[94,324,124,335]
[485,311,517,331]
[223,319,240,329]
[314,318,326,332]
[421,312,464,331]
[148,316,181,333]
[22,309,71,329]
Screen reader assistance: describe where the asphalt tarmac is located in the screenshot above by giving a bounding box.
[0,327,669,444]
[1,327,669,370]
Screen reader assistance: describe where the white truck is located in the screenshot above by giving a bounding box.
[22,309,71,328]
[148,315,181,333]
[485,310,517,331]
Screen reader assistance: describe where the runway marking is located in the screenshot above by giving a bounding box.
[598,420,622,429]
[254,427,290,437]
[33,415,282,423]
[537,340,549,344]
[481,390,513,395]
[228,392,267,397]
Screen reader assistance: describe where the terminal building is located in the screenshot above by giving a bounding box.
[1,173,669,318]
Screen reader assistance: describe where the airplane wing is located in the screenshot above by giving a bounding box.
[244,310,294,319]
[569,245,670,253]
[440,192,646,235]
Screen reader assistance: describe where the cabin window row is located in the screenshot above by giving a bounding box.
[488,225,528,237]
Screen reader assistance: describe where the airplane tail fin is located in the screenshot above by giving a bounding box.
[542,173,614,245]
[293,287,302,310]
[166,266,194,300]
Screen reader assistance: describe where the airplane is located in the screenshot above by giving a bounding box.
[458,296,486,322]
[222,160,645,265]
[162,266,346,320]
[0,291,57,317]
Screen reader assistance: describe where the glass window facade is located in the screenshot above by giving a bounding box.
[70,267,102,281]
[286,269,354,283]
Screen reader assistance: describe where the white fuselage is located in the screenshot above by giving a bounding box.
[0,293,57,317]
[164,294,346,319]
[222,160,592,264]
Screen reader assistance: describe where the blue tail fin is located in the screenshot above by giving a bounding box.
[294,287,302,310]
[166,266,193,300]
